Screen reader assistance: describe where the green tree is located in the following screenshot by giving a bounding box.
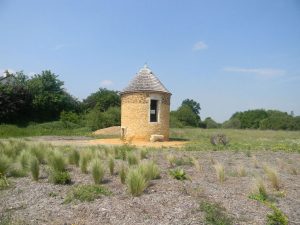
[83,88,120,111]
[204,117,220,129]
[175,105,200,127]
[182,98,201,115]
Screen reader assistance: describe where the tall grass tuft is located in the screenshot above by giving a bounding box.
[80,153,91,174]
[108,157,115,175]
[166,154,176,167]
[19,150,31,170]
[90,159,104,184]
[30,144,48,164]
[214,162,225,183]
[236,165,246,177]
[138,161,160,181]
[192,157,202,171]
[48,151,66,172]
[0,154,11,176]
[249,177,268,202]
[30,157,40,181]
[126,168,147,196]
[119,163,127,184]
[263,165,281,190]
[68,149,80,166]
[140,149,148,159]
[127,152,139,166]
[252,155,259,168]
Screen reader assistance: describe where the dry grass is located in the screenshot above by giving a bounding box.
[252,155,259,168]
[214,162,225,183]
[236,165,247,177]
[263,164,281,191]
[191,157,202,172]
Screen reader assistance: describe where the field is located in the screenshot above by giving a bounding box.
[0,128,299,225]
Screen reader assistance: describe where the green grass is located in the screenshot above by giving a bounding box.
[64,184,111,203]
[170,128,300,152]
[126,168,147,196]
[199,201,233,225]
[90,159,104,184]
[169,168,188,181]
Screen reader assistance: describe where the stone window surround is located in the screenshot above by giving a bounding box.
[148,94,161,124]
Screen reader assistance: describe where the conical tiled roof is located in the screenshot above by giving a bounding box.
[121,65,171,94]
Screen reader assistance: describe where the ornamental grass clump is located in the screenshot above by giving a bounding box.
[126,168,147,196]
[108,157,115,175]
[214,162,225,183]
[140,149,148,159]
[263,164,281,191]
[138,161,160,181]
[19,150,31,170]
[30,157,40,181]
[48,151,71,185]
[0,154,11,186]
[127,152,139,166]
[119,163,127,184]
[80,152,91,174]
[90,159,104,184]
[68,149,80,166]
[249,177,268,202]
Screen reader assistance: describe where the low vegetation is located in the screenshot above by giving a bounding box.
[126,168,147,196]
[169,168,188,181]
[199,201,233,225]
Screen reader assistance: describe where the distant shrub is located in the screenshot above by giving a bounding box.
[169,168,188,181]
[60,111,81,126]
[30,157,39,181]
[126,168,147,196]
[90,159,104,184]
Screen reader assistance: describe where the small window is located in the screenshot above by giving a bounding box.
[150,99,158,122]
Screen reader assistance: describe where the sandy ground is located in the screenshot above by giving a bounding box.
[1,143,300,225]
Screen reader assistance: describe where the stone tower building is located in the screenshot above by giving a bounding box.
[121,65,171,142]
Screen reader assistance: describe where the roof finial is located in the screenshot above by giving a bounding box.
[144,62,148,69]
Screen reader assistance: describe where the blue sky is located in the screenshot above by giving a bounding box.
[1,0,299,122]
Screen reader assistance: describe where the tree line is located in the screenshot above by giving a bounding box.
[1,70,299,131]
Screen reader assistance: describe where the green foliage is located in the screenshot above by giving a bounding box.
[174,105,200,127]
[138,161,160,181]
[126,168,147,196]
[267,204,288,225]
[60,111,81,126]
[83,88,120,111]
[169,168,188,180]
[140,149,148,159]
[80,153,90,173]
[64,184,111,203]
[222,118,241,129]
[90,159,104,184]
[48,151,66,172]
[182,98,201,115]
[30,157,39,181]
[114,145,133,160]
[0,154,11,176]
[204,117,220,129]
[200,201,233,225]
[249,178,268,203]
[49,171,71,185]
[19,150,31,170]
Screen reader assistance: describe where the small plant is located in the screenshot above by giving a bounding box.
[200,201,233,225]
[166,154,176,167]
[174,156,193,166]
[64,184,111,203]
[264,165,281,190]
[138,161,160,181]
[214,162,225,183]
[169,168,187,181]
[236,165,246,177]
[49,171,71,184]
[249,177,268,202]
[90,159,104,184]
[126,168,147,196]
[49,192,58,197]
[127,152,139,165]
[210,134,229,146]
[192,157,202,171]
[140,149,148,159]
[68,149,80,166]
[252,155,259,168]
[290,167,298,175]
[245,150,252,157]
[108,157,115,175]
[119,163,127,184]
[30,157,39,181]
[79,153,90,174]
[48,151,66,172]
[267,204,288,225]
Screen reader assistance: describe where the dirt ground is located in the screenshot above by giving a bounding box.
[1,138,300,225]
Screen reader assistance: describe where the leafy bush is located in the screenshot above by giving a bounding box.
[64,184,111,203]
[90,159,104,184]
[30,157,39,181]
[267,204,288,225]
[200,201,233,225]
[126,168,147,196]
[169,168,188,181]
[138,161,160,181]
[60,111,81,126]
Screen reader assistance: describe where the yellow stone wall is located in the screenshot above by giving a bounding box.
[121,92,171,141]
